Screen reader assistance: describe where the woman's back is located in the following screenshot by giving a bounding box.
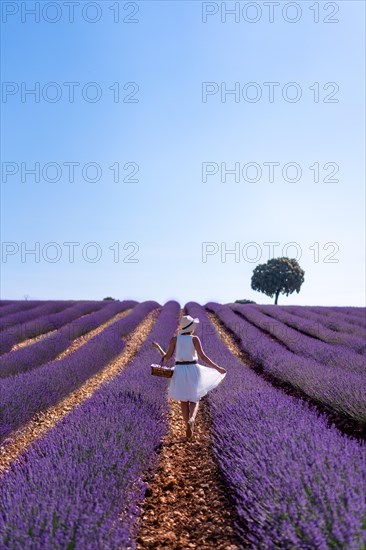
[175,334,198,362]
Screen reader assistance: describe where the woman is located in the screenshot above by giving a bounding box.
[152,314,227,440]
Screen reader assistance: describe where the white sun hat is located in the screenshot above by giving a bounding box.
[178,314,200,334]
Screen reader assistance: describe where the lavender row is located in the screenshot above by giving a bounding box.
[0,301,159,444]
[253,304,366,354]
[0,300,45,319]
[0,300,137,378]
[0,301,180,549]
[257,304,366,360]
[318,306,366,318]
[186,302,366,550]
[208,303,366,424]
[0,301,110,355]
[282,306,366,339]
[320,306,364,313]
[0,301,77,354]
[310,306,366,316]
[231,304,366,374]
[309,306,366,329]
[0,300,77,331]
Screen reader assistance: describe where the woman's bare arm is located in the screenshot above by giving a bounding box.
[161,336,177,363]
[193,336,226,373]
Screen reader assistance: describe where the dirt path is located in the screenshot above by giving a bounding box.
[207,311,248,361]
[135,399,245,549]
[11,329,58,351]
[0,309,158,476]
[54,308,131,361]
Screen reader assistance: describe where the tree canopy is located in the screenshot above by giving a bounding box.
[251,257,305,304]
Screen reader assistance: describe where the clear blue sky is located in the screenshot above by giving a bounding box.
[1,1,365,306]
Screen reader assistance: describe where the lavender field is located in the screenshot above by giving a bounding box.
[0,299,365,549]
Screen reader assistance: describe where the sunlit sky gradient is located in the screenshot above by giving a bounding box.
[1,1,365,306]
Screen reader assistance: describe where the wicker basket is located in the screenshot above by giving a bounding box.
[151,358,175,378]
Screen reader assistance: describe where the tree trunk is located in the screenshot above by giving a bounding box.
[274,290,280,304]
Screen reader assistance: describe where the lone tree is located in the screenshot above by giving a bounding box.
[251,257,305,304]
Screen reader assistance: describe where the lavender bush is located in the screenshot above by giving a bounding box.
[232,306,366,373]
[0,301,110,356]
[0,300,137,378]
[309,307,366,330]
[0,301,75,331]
[0,301,180,549]
[230,304,366,372]
[0,300,45,318]
[0,301,159,443]
[282,306,366,339]
[186,302,366,550]
[0,302,87,355]
[254,304,366,354]
[207,303,366,424]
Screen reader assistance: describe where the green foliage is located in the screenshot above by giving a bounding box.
[102,297,115,301]
[251,257,305,304]
[234,299,256,304]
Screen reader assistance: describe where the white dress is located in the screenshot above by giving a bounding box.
[167,334,226,403]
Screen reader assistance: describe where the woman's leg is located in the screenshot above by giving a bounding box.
[188,400,200,422]
[180,401,189,424]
